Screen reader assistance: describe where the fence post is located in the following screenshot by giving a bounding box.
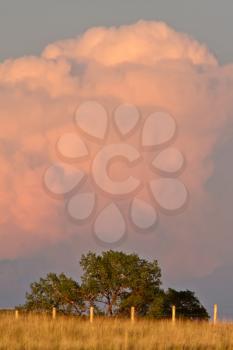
[172,305,176,324]
[15,309,19,320]
[90,306,94,323]
[213,304,218,324]
[52,307,56,320]
[131,306,135,323]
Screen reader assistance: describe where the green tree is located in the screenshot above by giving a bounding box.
[80,250,162,316]
[146,291,166,319]
[162,288,209,320]
[21,273,84,315]
[118,258,162,316]
[19,251,209,320]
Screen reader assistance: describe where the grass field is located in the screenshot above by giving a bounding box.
[0,314,233,349]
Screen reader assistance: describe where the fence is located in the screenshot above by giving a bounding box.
[0,304,221,323]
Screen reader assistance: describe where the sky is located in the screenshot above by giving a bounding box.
[1,0,233,64]
[1,0,233,318]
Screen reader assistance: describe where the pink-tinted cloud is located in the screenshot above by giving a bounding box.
[43,21,217,66]
[0,21,233,279]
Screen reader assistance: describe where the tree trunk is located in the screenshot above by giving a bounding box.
[107,302,113,316]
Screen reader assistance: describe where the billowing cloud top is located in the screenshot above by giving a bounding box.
[0,21,233,280]
[43,21,217,66]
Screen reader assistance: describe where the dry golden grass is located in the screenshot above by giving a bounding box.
[0,314,233,349]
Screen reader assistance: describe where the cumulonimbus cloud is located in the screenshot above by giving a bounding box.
[0,21,233,278]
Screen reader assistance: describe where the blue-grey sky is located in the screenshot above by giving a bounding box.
[0,0,233,64]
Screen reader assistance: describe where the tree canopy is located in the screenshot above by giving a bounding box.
[162,288,209,320]
[80,250,161,316]
[20,251,209,320]
[21,273,84,315]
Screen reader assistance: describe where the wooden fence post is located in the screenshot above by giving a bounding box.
[15,309,19,320]
[52,307,56,320]
[172,305,176,324]
[213,304,218,324]
[131,306,135,323]
[90,306,94,323]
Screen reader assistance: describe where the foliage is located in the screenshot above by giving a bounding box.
[20,251,209,320]
[162,288,209,320]
[80,250,161,316]
[21,273,84,315]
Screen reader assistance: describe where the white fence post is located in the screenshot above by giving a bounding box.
[52,307,56,320]
[90,306,94,323]
[213,304,218,324]
[131,306,135,323]
[172,305,176,324]
[15,309,19,320]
